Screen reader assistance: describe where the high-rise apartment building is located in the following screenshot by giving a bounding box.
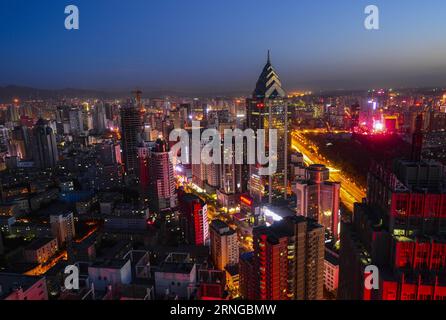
[210,219,239,270]
[32,119,59,169]
[239,252,256,300]
[294,164,341,240]
[140,139,177,211]
[246,215,325,300]
[179,192,209,246]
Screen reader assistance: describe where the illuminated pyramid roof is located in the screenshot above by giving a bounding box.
[253,51,286,99]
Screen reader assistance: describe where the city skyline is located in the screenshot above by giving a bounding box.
[2,0,446,92]
[1,1,446,306]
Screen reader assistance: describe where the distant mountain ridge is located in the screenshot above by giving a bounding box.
[0,85,250,102]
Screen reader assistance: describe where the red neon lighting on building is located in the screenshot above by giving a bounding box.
[240,195,253,206]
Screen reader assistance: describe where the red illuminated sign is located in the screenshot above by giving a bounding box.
[240,195,253,206]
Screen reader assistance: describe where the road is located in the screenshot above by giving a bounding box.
[24,250,68,276]
[182,182,253,252]
[23,223,99,276]
[291,130,366,212]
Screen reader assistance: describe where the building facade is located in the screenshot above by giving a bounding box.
[210,219,239,270]
[294,164,341,240]
[245,216,325,300]
[339,159,446,300]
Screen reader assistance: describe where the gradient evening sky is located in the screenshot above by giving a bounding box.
[1,0,446,93]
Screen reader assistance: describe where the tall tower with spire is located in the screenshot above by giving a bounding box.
[247,51,290,203]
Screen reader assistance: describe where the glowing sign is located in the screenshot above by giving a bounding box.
[240,195,253,206]
[262,207,283,222]
[373,121,384,132]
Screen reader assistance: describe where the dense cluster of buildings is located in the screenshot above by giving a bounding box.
[0,54,445,300]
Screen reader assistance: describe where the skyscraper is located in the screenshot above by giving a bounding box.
[32,119,59,169]
[11,126,31,160]
[68,108,84,135]
[143,139,178,211]
[294,164,341,240]
[179,192,209,246]
[339,159,446,300]
[93,103,107,134]
[6,104,20,123]
[249,216,325,300]
[210,219,239,270]
[120,101,142,176]
[247,51,290,203]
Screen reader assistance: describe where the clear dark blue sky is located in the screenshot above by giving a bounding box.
[1,0,446,93]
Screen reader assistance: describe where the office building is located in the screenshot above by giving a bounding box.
[247,52,290,203]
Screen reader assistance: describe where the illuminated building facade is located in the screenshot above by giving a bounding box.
[197,269,227,300]
[339,159,446,300]
[0,274,48,300]
[250,215,325,300]
[294,164,340,240]
[141,139,177,211]
[247,52,290,203]
[210,219,239,270]
[179,192,209,246]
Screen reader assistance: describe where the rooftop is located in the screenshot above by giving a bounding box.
[25,238,56,251]
[253,51,286,100]
[90,259,129,270]
[0,273,45,299]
